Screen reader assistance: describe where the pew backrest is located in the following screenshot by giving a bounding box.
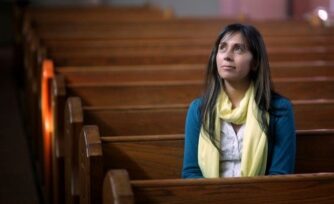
[80,126,334,204]
[103,170,334,204]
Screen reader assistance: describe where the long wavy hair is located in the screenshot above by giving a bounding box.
[201,23,273,149]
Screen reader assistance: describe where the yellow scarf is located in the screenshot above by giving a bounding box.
[198,84,268,177]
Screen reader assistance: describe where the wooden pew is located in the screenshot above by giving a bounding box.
[22,27,334,144]
[103,170,334,204]
[274,77,334,100]
[52,76,200,197]
[45,61,334,151]
[24,27,334,71]
[36,61,334,110]
[56,64,205,84]
[21,19,334,85]
[51,61,334,85]
[24,32,330,87]
[51,71,334,128]
[52,77,334,140]
[41,63,206,204]
[21,5,179,119]
[65,98,334,204]
[18,10,334,203]
[50,75,334,204]
[51,75,334,159]
[42,60,334,132]
[26,35,328,203]
[22,14,334,92]
[40,36,334,51]
[25,16,334,39]
[22,18,330,86]
[32,46,334,204]
[271,61,334,78]
[40,46,334,67]
[52,77,334,114]
[32,33,334,52]
[46,64,194,203]
[24,5,170,25]
[23,34,334,110]
[28,45,334,174]
[79,126,334,204]
[64,100,188,204]
[80,128,184,204]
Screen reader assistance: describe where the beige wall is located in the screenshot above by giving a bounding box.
[28,0,333,20]
[219,0,288,20]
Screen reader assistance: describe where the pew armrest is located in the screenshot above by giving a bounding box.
[79,125,103,204]
[103,169,134,204]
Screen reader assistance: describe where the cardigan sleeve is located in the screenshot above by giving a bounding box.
[267,98,296,175]
[182,99,204,178]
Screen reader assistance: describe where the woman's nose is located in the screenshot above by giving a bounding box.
[223,48,233,61]
[224,55,233,61]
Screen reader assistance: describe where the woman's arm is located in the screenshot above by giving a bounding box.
[268,98,296,175]
[182,99,204,178]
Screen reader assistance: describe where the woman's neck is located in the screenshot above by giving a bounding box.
[223,80,251,108]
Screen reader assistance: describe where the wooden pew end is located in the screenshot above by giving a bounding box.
[103,169,134,204]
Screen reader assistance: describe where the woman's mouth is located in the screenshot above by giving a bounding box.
[220,65,235,70]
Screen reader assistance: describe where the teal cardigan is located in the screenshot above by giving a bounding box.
[182,94,296,178]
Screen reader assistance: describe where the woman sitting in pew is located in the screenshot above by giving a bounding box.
[182,23,296,178]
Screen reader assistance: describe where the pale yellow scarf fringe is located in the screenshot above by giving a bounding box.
[198,84,268,178]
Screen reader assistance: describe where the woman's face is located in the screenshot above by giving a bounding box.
[216,32,253,86]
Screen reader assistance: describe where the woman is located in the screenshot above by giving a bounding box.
[182,23,296,178]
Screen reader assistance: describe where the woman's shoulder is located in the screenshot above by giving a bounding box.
[270,92,293,115]
[271,93,292,107]
[187,97,203,119]
[189,97,203,108]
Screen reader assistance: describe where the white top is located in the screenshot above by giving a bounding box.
[219,121,245,177]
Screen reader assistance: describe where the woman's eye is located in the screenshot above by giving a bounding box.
[234,45,245,53]
[218,43,246,54]
[218,44,226,51]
